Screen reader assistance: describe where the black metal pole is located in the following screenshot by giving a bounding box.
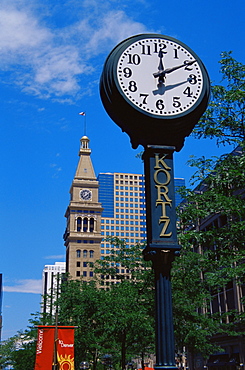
[152,251,176,370]
[143,146,180,370]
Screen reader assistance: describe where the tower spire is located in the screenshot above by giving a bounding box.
[75,136,96,180]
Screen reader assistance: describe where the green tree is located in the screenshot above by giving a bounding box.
[94,237,155,370]
[57,279,109,370]
[193,51,245,146]
[0,313,39,370]
[57,238,155,370]
[172,52,245,361]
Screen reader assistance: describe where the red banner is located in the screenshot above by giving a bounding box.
[57,327,75,370]
[34,326,75,370]
[34,326,55,369]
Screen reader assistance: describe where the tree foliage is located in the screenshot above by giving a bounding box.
[0,313,39,369]
[172,52,245,358]
[193,51,245,145]
[57,238,155,370]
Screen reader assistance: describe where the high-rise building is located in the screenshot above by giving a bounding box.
[174,178,186,207]
[42,262,65,315]
[98,172,147,253]
[64,136,185,280]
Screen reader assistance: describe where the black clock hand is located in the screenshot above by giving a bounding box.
[153,50,165,83]
[153,60,196,80]
[164,60,196,74]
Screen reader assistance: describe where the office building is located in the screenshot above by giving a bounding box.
[42,262,65,315]
[98,172,147,252]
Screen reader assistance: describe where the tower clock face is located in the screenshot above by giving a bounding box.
[80,189,92,201]
[117,36,204,117]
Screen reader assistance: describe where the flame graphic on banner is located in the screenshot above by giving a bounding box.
[57,353,74,370]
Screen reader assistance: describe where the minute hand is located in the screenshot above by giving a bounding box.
[164,60,196,74]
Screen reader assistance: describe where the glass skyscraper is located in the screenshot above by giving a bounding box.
[97,173,185,254]
[97,173,147,254]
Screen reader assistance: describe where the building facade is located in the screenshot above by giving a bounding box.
[64,136,185,281]
[98,172,147,251]
[42,262,65,315]
[63,136,103,280]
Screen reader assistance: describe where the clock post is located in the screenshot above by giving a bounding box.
[142,145,180,370]
[100,33,210,370]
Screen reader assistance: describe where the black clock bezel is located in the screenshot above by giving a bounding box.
[114,34,209,120]
[100,33,210,151]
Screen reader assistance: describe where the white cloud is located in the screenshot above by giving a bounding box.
[44,254,65,260]
[0,1,148,99]
[84,10,147,55]
[0,8,51,52]
[3,279,42,294]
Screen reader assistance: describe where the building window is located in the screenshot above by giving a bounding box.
[77,217,82,231]
[76,250,81,258]
[90,218,94,232]
[90,272,94,277]
[90,250,94,258]
[83,250,87,258]
[76,271,80,277]
[83,217,88,232]
[77,261,80,267]
[83,262,87,267]
[83,271,87,277]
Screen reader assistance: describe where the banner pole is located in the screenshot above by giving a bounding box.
[52,311,59,370]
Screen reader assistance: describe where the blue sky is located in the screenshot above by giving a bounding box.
[1,0,244,340]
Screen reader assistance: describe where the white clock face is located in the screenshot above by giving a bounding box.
[117,37,204,117]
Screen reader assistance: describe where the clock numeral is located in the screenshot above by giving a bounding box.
[184,60,194,71]
[173,48,179,59]
[123,67,132,78]
[183,87,193,97]
[188,74,197,85]
[128,80,137,92]
[156,99,165,110]
[140,93,149,104]
[127,53,141,65]
[141,44,151,55]
[173,97,181,108]
[154,42,167,54]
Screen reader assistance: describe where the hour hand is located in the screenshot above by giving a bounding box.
[153,50,165,83]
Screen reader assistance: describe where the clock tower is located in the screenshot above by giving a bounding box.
[63,136,103,280]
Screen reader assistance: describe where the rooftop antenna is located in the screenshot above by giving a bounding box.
[78,111,86,135]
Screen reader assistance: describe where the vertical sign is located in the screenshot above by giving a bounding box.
[35,327,55,369]
[57,327,75,370]
[143,146,181,252]
[35,326,75,370]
